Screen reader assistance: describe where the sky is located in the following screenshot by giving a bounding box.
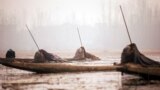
[0,0,160,53]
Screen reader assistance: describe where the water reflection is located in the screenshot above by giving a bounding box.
[0,66,121,90]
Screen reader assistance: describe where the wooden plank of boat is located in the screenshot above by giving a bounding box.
[118,63,160,79]
[0,58,122,73]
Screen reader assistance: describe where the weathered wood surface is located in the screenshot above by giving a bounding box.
[0,58,122,73]
[118,63,160,79]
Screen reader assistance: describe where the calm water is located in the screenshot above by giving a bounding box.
[0,54,160,90]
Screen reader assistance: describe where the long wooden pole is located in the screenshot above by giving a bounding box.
[120,5,132,44]
[26,25,40,51]
[77,27,83,47]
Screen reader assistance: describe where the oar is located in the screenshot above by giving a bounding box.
[120,5,132,44]
[77,26,83,47]
[26,25,40,51]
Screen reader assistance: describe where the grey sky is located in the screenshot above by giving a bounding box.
[0,0,160,53]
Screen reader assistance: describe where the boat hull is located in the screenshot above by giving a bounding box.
[0,58,122,73]
[118,63,160,79]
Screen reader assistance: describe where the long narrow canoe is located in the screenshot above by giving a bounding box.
[118,63,160,79]
[0,58,122,73]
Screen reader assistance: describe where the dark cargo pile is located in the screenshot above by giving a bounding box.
[121,43,160,66]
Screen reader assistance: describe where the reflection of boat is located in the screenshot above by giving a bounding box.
[0,58,122,73]
[117,63,160,79]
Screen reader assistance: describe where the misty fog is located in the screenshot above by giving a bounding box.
[0,0,160,56]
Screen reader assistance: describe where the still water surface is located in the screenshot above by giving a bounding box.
[0,54,160,90]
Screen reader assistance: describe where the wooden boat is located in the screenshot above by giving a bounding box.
[0,58,122,73]
[117,63,160,79]
[118,43,160,79]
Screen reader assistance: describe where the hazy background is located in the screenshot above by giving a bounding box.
[0,0,160,57]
